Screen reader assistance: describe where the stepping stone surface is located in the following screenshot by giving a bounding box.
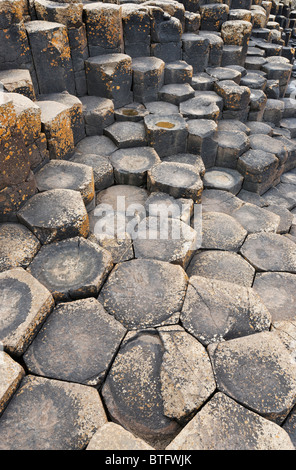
[24,298,126,386]
[99,259,188,329]
[209,331,296,424]
[181,275,271,346]
[28,237,113,301]
[17,189,89,245]
[0,223,40,272]
[240,233,296,272]
[0,268,54,356]
[86,423,154,450]
[187,250,255,287]
[201,212,247,251]
[0,351,25,415]
[253,272,296,322]
[0,375,107,450]
[167,392,295,450]
[110,147,161,186]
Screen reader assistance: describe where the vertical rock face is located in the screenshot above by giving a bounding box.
[83,3,124,56]
[25,20,75,95]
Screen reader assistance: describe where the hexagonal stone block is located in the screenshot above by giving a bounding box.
[240,72,267,90]
[167,392,295,450]
[110,147,161,186]
[86,423,154,450]
[75,135,117,157]
[232,203,280,234]
[187,250,255,287]
[201,189,243,215]
[35,160,95,206]
[201,212,247,251]
[265,204,293,234]
[237,149,279,195]
[240,233,296,272]
[191,72,216,91]
[24,298,126,386]
[114,103,149,122]
[28,237,113,302]
[145,191,194,225]
[253,272,296,322]
[102,327,215,447]
[148,162,203,203]
[96,184,149,212]
[98,259,188,329]
[181,275,271,346]
[0,68,35,100]
[144,113,188,157]
[187,119,218,169]
[37,100,74,160]
[217,119,250,134]
[17,189,89,245]
[144,101,179,115]
[203,168,243,194]
[80,96,114,136]
[0,375,107,450]
[0,268,54,356]
[206,66,241,84]
[0,223,40,272]
[85,54,133,109]
[214,80,251,110]
[164,60,193,84]
[214,130,249,168]
[208,331,296,424]
[70,153,114,192]
[158,83,195,105]
[9,93,41,146]
[180,94,221,120]
[0,351,25,415]
[133,216,198,268]
[182,33,210,73]
[132,56,165,103]
[104,121,147,149]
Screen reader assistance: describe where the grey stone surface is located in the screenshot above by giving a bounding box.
[201,212,247,251]
[181,275,271,346]
[0,223,40,272]
[0,375,107,450]
[167,392,295,450]
[208,331,296,424]
[99,259,188,329]
[24,298,126,386]
[28,237,113,302]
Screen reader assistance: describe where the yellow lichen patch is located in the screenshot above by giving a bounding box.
[156,122,176,129]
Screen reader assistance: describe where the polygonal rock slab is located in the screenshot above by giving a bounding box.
[0,351,25,415]
[28,237,113,302]
[208,331,296,423]
[23,298,126,386]
[98,259,188,329]
[102,326,215,447]
[133,216,198,268]
[110,147,161,186]
[104,121,147,149]
[201,212,247,251]
[86,423,154,450]
[158,83,195,105]
[167,392,295,450]
[148,162,203,203]
[201,189,243,215]
[101,330,181,448]
[181,274,271,345]
[158,325,215,421]
[96,184,149,212]
[0,223,40,272]
[0,375,107,450]
[214,130,249,168]
[75,135,117,156]
[0,268,54,356]
[70,153,114,192]
[253,272,296,322]
[232,203,280,233]
[144,113,188,157]
[203,168,243,194]
[145,191,194,225]
[186,250,255,287]
[240,233,296,272]
[265,205,294,234]
[180,94,221,120]
[17,189,89,245]
[35,160,95,206]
